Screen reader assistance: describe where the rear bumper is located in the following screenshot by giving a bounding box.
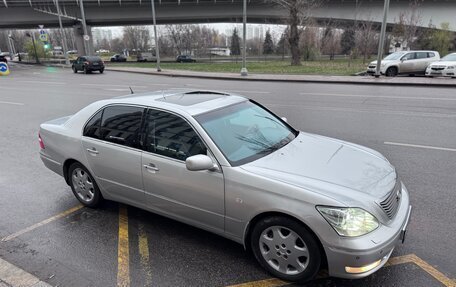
[324,184,412,279]
[40,151,63,177]
[87,65,104,71]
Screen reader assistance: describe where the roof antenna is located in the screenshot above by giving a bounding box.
[162,90,166,100]
[129,86,134,94]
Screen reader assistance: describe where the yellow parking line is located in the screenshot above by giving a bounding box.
[227,253,456,287]
[138,224,152,286]
[225,278,287,287]
[117,206,130,287]
[1,205,83,242]
[408,254,455,287]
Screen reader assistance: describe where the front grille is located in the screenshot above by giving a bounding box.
[368,65,376,68]
[431,67,445,71]
[379,181,401,219]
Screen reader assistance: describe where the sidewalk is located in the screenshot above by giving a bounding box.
[106,66,456,87]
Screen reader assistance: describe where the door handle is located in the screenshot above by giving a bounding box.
[143,164,159,172]
[86,148,99,155]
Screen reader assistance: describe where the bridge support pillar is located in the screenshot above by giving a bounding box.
[73,24,94,56]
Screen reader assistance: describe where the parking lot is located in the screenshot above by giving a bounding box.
[0,63,455,287]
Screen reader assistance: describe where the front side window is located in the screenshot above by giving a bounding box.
[384,52,406,61]
[100,105,144,148]
[402,53,416,61]
[196,101,297,166]
[143,109,207,161]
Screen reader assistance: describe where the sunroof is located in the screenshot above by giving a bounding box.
[156,92,227,106]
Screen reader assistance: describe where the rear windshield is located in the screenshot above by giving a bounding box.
[87,56,102,61]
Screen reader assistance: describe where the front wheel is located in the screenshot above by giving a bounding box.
[72,66,77,73]
[68,162,103,208]
[100,69,104,74]
[251,216,321,283]
[385,67,398,77]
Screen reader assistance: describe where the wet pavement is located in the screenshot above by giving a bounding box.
[0,63,455,286]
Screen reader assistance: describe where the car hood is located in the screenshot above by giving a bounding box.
[429,61,456,67]
[241,132,396,202]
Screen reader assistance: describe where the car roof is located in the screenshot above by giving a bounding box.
[103,89,247,116]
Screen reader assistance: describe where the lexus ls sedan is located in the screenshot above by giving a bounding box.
[39,90,412,283]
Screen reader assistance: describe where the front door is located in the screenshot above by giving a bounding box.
[141,109,225,233]
[82,105,145,206]
[399,52,416,73]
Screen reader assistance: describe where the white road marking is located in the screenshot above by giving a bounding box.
[0,100,24,106]
[299,92,456,101]
[226,90,270,94]
[18,80,66,85]
[384,141,456,152]
[267,104,456,119]
[80,83,165,88]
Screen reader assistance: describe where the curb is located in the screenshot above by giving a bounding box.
[105,68,456,88]
[0,257,52,287]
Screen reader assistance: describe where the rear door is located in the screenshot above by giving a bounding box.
[82,105,146,205]
[399,52,416,73]
[415,51,429,73]
[140,109,225,233]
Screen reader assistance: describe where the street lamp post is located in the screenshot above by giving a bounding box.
[240,0,248,76]
[375,0,390,78]
[151,0,161,72]
[56,0,70,65]
[78,0,90,55]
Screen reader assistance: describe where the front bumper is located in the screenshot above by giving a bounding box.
[426,68,456,77]
[323,184,412,279]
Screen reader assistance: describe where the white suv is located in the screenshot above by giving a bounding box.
[367,50,440,76]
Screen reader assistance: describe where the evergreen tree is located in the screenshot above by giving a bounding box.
[230,28,241,56]
[340,29,355,55]
[263,29,274,55]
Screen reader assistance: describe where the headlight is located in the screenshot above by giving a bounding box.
[380,63,386,67]
[316,206,379,237]
[447,66,454,69]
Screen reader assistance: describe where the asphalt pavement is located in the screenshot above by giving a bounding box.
[0,63,455,287]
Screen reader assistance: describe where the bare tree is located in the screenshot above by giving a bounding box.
[321,20,341,60]
[268,0,322,65]
[356,16,377,63]
[122,26,151,52]
[392,0,423,50]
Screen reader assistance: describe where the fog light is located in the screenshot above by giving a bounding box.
[345,259,382,274]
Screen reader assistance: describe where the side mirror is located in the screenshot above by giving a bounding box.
[281,117,288,123]
[186,154,215,171]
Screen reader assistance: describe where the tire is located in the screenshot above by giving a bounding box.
[100,69,104,74]
[385,67,398,77]
[68,162,102,208]
[250,216,321,283]
[84,67,89,74]
[72,66,77,73]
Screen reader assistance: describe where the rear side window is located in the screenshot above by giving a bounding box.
[100,105,144,148]
[416,52,427,59]
[83,110,103,139]
[143,109,207,161]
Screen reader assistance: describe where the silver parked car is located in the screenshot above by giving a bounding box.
[367,50,439,76]
[39,90,412,283]
[425,52,456,78]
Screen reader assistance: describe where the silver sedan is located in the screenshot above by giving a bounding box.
[39,90,412,283]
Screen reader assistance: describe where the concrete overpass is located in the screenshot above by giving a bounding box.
[0,0,455,30]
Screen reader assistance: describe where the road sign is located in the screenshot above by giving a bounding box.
[83,35,90,41]
[39,33,48,42]
[0,62,10,76]
[38,25,44,29]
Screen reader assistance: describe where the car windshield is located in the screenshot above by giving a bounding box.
[195,101,297,166]
[441,54,456,61]
[383,52,406,60]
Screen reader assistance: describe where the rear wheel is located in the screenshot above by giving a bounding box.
[68,162,102,208]
[385,67,398,77]
[251,216,321,283]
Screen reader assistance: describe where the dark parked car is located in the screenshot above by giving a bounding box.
[110,54,127,62]
[176,55,196,63]
[72,56,104,74]
[0,55,7,64]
